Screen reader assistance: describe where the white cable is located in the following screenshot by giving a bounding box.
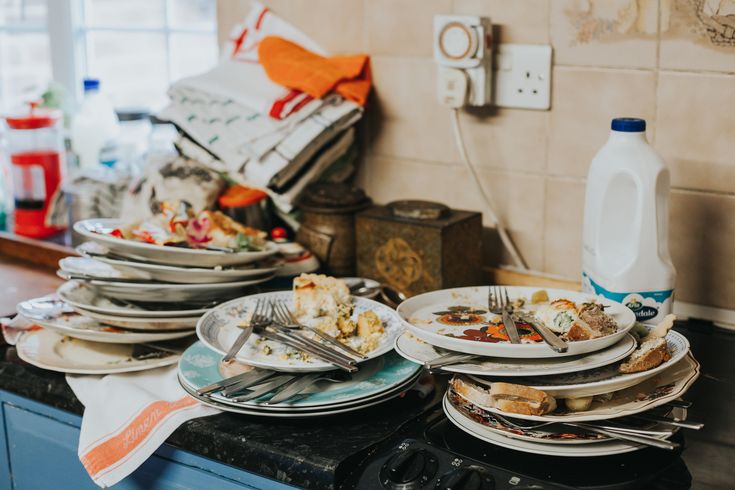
[450,108,528,270]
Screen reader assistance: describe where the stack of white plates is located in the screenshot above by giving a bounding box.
[395,286,700,455]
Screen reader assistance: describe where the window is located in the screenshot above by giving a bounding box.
[0,0,218,113]
[0,0,52,112]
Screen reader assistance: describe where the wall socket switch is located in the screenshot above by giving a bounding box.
[493,44,552,110]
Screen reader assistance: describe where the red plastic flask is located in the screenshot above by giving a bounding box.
[5,103,66,238]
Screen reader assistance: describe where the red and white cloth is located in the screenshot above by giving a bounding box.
[66,367,219,488]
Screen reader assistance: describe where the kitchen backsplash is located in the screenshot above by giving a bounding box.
[217,0,735,312]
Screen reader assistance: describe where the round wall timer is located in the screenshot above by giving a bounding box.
[438,22,477,61]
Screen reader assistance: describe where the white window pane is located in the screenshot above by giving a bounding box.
[84,0,165,28]
[86,32,168,110]
[170,33,217,82]
[0,0,47,26]
[168,0,215,30]
[0,31,51,111]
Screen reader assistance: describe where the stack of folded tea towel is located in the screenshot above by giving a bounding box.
[159,2,370,211]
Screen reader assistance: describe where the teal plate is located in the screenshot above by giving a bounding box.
[178,341,422,409]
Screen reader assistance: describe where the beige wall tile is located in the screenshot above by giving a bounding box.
[548,67,656,178]
[543,177,585,280]
[453,0,550,43]
[460,108,549,173]
[670,190,735,309]
[550,0,658,68]
[367,156,545,270]
[659,0,735,72]
[655,72,735,194]
[286,0,365,53]
[365,0,452,57]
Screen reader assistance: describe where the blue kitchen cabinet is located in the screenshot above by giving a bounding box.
[0,390,294,490]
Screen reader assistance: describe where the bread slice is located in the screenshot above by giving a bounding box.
[619,337,671,373]
[450,377,556,416]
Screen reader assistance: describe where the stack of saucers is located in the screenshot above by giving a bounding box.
[395,286,701,455]
[178,290,421,417]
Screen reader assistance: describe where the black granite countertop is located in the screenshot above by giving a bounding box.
[1,320,734,489]
[0,341,442,489]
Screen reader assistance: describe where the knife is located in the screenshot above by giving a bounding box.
[220,370,278,397]
[501,308,522,344]
[197,369,273,396]
[265,373,321,405]
[229,375,297,402]
[519,314,568,353]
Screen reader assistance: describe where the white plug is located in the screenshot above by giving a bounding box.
[437,67,468,108]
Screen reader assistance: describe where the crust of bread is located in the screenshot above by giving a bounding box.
[619,339,671,373]
[451,378,556,416]
[566,321,602,341]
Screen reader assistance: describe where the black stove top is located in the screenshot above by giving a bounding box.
[340,397,691,490]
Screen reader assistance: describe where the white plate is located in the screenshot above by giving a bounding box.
[58,281,211,318]
[397,286,636,358]
[197,291,405,372]
[17,296,195,341]
[468,330,690,398]
[75,243,280,284]
[76,275,275,303]
[443,395,648,457]
[446,387,682,445]
[74,218,279,267]
[394,332,637,377]
[452,354,699,423]
[16,329,180,374]
[67,307,199,330]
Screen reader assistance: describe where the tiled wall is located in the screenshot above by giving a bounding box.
[217,0,735,311]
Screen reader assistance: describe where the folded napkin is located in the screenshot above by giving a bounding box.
[1,314,39,345]
[259,36,371,107]
[67,366,219,488]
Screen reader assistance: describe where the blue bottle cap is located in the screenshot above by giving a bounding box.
[83,78,100,92]
[611,117,646,132]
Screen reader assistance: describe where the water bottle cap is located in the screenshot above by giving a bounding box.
[83,78,100,92]
[611,117,646,132]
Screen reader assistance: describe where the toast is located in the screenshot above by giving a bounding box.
[450,377,556,416]
[619,337,671,373]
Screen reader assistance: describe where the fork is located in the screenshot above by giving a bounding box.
[222,298,269,364]
[271,300,367,360]
[488,286,521,344]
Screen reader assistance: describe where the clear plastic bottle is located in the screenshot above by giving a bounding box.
[70,78,120,169]
[581,117,676,324]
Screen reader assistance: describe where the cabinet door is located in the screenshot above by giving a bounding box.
[4,404,256,489]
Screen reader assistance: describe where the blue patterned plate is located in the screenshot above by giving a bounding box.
[178,341,422,409]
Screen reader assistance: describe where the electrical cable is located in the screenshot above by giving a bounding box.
[449,108,528,270]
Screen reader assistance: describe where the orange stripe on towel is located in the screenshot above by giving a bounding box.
[80,396,198,477]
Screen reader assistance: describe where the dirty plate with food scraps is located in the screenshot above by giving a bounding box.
[451,354,699,423]
[396,286,636,358]
[443,395,682,456]
[394,331,637,377]
[57,281,211,318]
[178,342,421,411]
[445,388,682,446]
[15,329,181,374]
[75,242,281,284]
[467,329,690,398]
[196,291,404,372]
[16,297,194,343]
[74,218,279,267]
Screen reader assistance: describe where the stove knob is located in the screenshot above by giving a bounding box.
[436,467,494,490]
[380,448,438,489]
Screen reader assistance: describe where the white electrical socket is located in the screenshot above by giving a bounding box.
[493,44,552,110]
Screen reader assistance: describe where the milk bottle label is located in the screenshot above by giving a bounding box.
[582,272,673,324]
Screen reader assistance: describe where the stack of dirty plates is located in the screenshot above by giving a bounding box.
[395,286,700,455]
[178,290,420,417]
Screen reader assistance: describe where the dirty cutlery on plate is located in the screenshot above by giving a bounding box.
[197,368,274,396]
[228,374,297,402]
[222,298,268,364]
[254,327,357,373]
[518,313,568,353]
[488,286,521,344]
